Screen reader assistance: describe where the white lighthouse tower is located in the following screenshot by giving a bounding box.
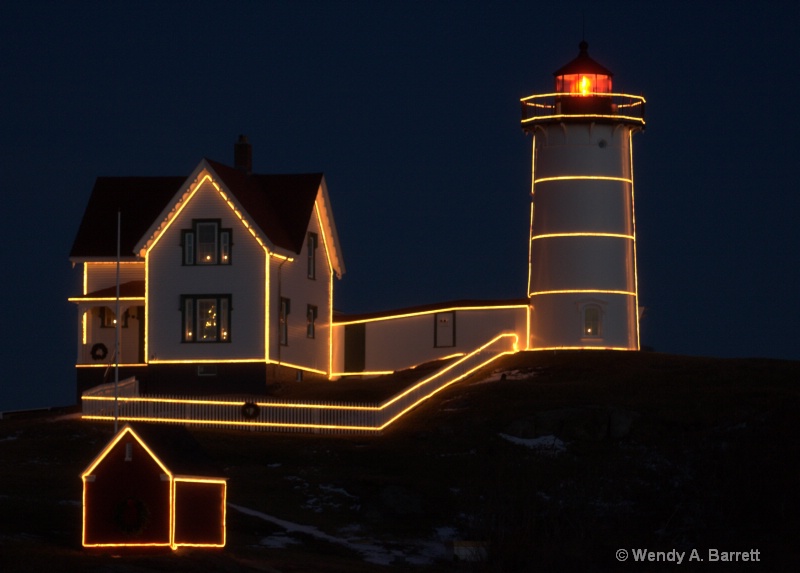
[521,42,645,350]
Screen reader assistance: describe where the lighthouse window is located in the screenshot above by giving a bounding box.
[583,306,601,337]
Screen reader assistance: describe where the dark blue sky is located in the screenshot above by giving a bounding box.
[2,1,799,411]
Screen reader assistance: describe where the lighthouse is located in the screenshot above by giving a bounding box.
[521,42,645,350]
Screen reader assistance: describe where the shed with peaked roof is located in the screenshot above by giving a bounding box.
[81,424,226,549]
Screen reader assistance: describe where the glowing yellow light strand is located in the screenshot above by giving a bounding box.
[334,304,528,327]
[533,175,632,184]
[83,334,518,432]
[530,232,634,241]
[529,289,636,297]
[82,426,226,550]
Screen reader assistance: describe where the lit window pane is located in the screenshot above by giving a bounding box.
[197,222,217,264]
[198,299,218,341]
[220,298,229,341]
[184,298,194,340]
[220,231,231,264]
[584,307,600,336]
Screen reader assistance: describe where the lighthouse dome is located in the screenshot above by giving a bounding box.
[554,41,613,94]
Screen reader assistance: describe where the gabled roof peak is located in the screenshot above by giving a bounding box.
[71,159,331,262]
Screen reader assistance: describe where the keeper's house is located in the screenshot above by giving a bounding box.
[69,137,344,397]
[70,138,529,400]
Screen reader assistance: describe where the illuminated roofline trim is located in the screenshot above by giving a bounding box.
[81,425,172,479]
[76,363,147,368]
[530,289,636,297]
[334,304,528,327]
[530,346,635,351]
[148,358,266,365]
[68,296,145,303]
[84,261,145,265]
[315,199,335,377]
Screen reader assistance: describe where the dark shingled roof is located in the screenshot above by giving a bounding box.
[205,159,322,255]
[74,280,145,299]
[70,177,184,258]
[553,41,614,77]
[70,160,324,259]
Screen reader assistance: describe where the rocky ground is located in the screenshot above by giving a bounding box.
[1,350,799,571]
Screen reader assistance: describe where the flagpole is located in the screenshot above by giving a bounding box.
[114,210,120,432]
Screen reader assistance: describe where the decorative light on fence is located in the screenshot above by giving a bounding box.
[82,334,518,433]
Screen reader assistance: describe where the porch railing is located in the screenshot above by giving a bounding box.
[82,333,518,434]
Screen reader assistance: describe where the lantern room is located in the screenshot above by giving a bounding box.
[553,41,614,115]
[554,41,613,95]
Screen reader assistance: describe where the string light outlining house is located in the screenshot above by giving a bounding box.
[69,42,645,403]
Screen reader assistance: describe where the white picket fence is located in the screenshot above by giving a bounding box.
[82,333,517,434]
[82,376,139,398]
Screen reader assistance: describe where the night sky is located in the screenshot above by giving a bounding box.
[2,1,799,411]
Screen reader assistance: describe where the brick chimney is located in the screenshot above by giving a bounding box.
[234,134,252,173]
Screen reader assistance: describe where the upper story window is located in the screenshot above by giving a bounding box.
[182,220,232,265]
[307,232,318,279]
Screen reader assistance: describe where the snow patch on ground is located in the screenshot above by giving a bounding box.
[319,484,358,499]
[499,433,566,454]
[230,503,453,566]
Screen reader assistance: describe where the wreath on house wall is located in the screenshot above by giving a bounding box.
[90,343,108,361]
[115,497,151,536]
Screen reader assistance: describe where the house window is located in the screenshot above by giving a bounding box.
[307,305,318,339]
[181,295,231,342]
[279,298,290,346]
[307,232,318,279]
[182,220,232,265]
[100,307,127,328]
[434,311,455,348]
[124,443,133,462]
[583,305,602,337]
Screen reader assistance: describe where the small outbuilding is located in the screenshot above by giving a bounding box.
[81,424,226,549]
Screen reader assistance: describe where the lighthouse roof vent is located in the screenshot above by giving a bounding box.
[553,41,613,78]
